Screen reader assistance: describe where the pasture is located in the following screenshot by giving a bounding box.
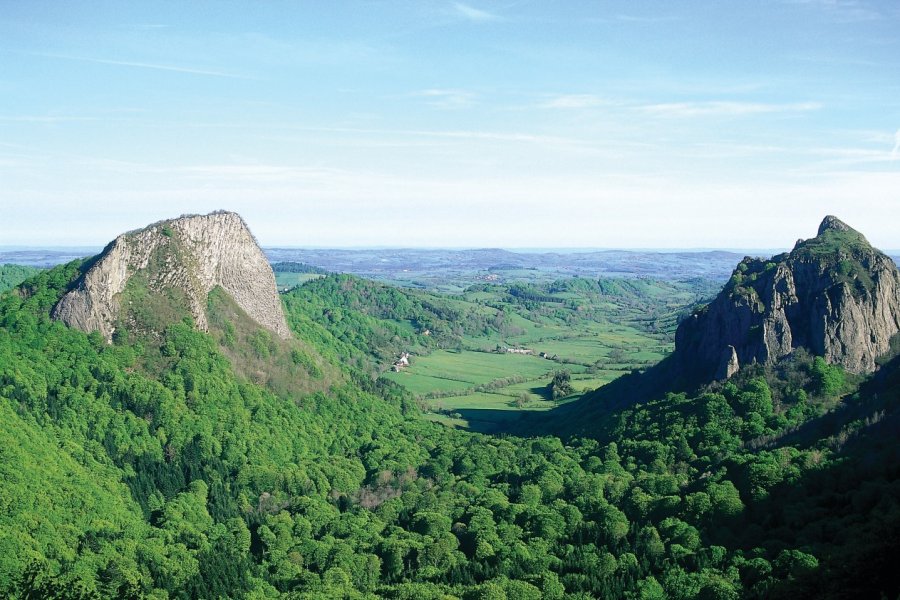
[314,273,715,430]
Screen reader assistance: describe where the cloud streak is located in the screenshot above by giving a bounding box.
[34,52,252,79]
[414,88,477,109]
[284,125,599,149]
[453,2,499,22]
[785,0,883,23]
[638,101,822,117]
[614,14,682,23]
[0,115,101,123]
[539,94,609,109]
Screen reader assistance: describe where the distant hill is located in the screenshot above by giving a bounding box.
[265,247,749,288]
[0,248,101,267]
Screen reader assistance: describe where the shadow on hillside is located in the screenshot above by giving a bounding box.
[454,408,535,435]
[755,352,900,451]
[454,356,687,438]
[527,385,551,399]
[461,347,900,440]
[718,405,900,600]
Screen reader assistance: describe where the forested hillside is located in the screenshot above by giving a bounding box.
[1,258,898,598]
[0,264,41,293]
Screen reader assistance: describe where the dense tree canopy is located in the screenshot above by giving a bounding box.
[0,265,898,598]
[0,264,41,293]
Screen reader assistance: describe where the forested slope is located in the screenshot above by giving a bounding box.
[0,264,41,293]
[1,260,898,598]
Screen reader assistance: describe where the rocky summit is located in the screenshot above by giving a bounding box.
[675,216,900,380]
[53,211,290,341]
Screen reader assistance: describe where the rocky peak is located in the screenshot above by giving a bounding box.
[818,215,854,236]
[674,216,900,381]
[53,211,291,341]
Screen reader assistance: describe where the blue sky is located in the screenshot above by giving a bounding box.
[1,0,899,248]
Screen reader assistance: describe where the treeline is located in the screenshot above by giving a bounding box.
[469,276,718,339]
[271,261,330,275]
[507,283,563,304]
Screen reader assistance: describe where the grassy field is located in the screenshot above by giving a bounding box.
[290,273,715,431]
[274,272,323,291]
[383,315,664,430]
[390,349,556,384]
[383,350,558,395]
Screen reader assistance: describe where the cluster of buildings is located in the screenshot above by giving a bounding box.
[391,352,411,372]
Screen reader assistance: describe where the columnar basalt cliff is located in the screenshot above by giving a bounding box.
[53,211,291,341]
[675,216,900,380]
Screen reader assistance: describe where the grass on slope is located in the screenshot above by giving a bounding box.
[206,286,338,398]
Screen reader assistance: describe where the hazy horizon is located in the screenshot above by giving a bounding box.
[8,242,900,255]
[1,244,776,253]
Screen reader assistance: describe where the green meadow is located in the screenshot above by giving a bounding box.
[379,280,696,429]
[274,272,324,291]
[284,272,715,430]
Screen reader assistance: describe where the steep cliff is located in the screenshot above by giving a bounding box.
[53,211,290,341]
[675,216,900,380]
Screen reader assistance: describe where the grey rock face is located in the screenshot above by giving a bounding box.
[715,345,740,380]
[53,211,290,341]
[675,216,900,380]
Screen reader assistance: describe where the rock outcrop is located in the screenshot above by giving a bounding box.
[675,216,900,380]
[53,211,290,341]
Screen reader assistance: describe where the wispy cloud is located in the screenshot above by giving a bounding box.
[453,2,499,22]
[414,88,476,109]
[586,13,683,25]
[791,53,884,68]
[177,164,344,183]
[251,124,605,150]
[129,24,169,30]
[63,158,353,185]
[0,155,40,168]
[785,0,883,22]
[539,94,610,109]
[892,128,900,161]
[0,115,101,123]
[808,146,899,166]
[418,129,573,144]
[638,101,822,117]
[614,14,682,23]
[33,52,252,79]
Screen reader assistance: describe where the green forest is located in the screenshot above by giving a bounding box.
[1,260,898,599]
[0,264,42,293]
